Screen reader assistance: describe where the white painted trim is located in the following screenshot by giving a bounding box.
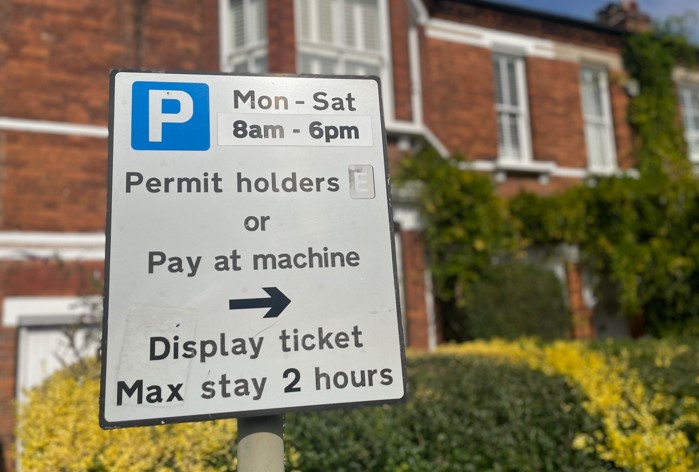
[555,42,622,70]
[3,296,101,327]
[385,120,423,135]
[456,159,611,179]
[218,0,230,71]
[422,126,449,157]
[553,167,588,179]
[408,17,424,126]
[0,117,108,138]
[408,0,428,25]
[392,204,423,231]
[424,266,437,351]
[458,160,496,172]
[425,19,556,59]
[379,0,395,124]
[0,231,105,261]
[674,66,699,84]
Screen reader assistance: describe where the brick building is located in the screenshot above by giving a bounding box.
[1,0,698,468]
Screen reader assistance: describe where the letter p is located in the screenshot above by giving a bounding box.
[149,90,194,142]
[131,81,210,151]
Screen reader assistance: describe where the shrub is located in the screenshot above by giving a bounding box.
[442,338,699,471]
[16,359,237,471]
[285,354,613,471]
[18,340,699,471]
[459,262,570,341]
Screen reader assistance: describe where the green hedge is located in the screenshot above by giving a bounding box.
[24,339,699,470]
[285,355,616,471]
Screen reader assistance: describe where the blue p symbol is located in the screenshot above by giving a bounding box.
[131,82,210,151]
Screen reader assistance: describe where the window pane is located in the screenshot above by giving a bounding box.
[251,0,267,43]
[318,0,334,43]
[690,88,699,130]
[493,54,526,161]
[508,112,520,158]
[299,0,312,41]
[232,56,249,72]
[231,0,245,47]
[581,67,616,170]
[497,112,506,149]
[360,0,380,50]
[346,60,380,76]
[493,58,503,105]
[343,0,380,51]
[586,123,606,169]
[299,53,338,74]
[254,55,268,73]
[581,69,603,118]
[506,59,518,107]
[680,85,699,161]
[497,111,522,161]
[344,0,357,48]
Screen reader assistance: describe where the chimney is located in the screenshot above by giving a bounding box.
[596,1,652,33]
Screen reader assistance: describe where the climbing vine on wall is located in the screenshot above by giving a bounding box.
[623,29,696,177]
[398,149,516,306]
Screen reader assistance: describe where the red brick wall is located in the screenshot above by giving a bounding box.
[421,36,499,160]
[566,262,595,339]
[400,230,432,350]
[389,0,413,122]
[267,0,296,73]
[527,57,587,168]
[0,0,219,125]
[0,0,220,231]
[1,132,106,231]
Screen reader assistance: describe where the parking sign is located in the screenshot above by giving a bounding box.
[101,71,406,429]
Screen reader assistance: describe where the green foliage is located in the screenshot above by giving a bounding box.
[285,354,615,472]
[21,340,699,471]
[397,149,515,306]
[456,262,570,341]
[16,358,237,471]
[623,30,696,177]
[510,173,699,337]
[507,189,586,245]
[400,27,699,337]
[591,338,699,460]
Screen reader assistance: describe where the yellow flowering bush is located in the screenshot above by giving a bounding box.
[437,339,699,471]
[17,340,699,471]
[16,359,237,471]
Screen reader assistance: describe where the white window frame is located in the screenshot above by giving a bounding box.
[679,83,699,164]
[219,0,268,73]
[3,296,101,401]
[492,52,533,164]
[580,65,617,173]
[295,0,394,121]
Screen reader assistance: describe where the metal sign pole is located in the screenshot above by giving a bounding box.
[237,415,284,471]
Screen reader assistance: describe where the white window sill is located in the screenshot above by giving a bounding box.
[496,159,557,174]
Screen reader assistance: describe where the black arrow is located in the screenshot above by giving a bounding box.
[228,287,291,318]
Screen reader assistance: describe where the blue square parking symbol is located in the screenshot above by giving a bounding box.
[131,81,210,151]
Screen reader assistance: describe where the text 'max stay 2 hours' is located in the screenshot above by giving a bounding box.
[116,324,395,407]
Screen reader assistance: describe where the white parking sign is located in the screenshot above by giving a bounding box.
[100,71,407,428]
